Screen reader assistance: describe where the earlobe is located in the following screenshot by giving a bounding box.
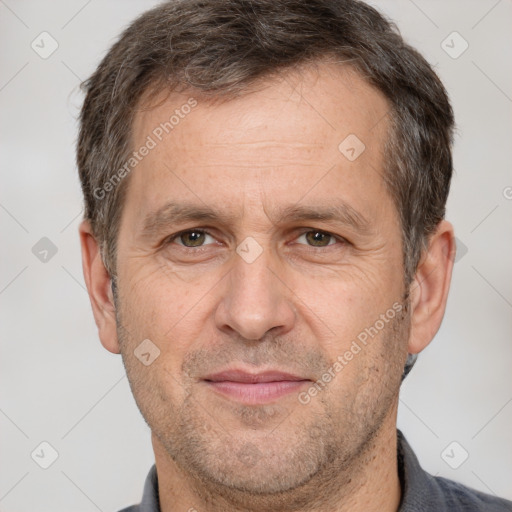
[79,220,121,354]
[407,221,455,355]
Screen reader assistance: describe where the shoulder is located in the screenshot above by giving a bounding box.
[397,430,512,511]
[116,464,160,512]
[431,475,512,511]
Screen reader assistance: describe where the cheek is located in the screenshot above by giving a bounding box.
[119,262,217,362]
[116,278,198,414]
[315,304,408,412]
[294,266,401,351]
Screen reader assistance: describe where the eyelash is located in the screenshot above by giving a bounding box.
[164,228,347,250]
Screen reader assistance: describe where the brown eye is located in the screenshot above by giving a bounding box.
[178,230,208,247]
[301,231,335,247]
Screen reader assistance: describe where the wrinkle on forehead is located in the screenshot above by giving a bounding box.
[131,61,390,154]
[123,61,393,241]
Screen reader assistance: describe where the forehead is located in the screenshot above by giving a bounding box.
[133,62,389,150]
[126,62,392,226]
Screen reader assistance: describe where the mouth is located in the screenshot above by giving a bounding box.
[202,369,311,405]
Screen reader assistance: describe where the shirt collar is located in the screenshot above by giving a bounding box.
[137,463,160,512]
[397,429,452,511]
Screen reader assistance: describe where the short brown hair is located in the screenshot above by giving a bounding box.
[77,0,454,284]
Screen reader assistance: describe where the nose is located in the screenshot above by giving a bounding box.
[214,246,296,341]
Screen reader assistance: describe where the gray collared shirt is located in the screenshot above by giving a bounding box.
[119,430,512,511]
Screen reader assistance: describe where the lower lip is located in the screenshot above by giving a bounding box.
[205,380,309,404]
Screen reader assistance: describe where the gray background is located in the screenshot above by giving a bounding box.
[0,0,511,510]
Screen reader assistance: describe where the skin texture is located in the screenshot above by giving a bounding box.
[80,63,455,512]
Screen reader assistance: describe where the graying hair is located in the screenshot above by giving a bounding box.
[78,0,454,285]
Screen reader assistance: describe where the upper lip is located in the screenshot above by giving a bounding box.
[203,369,309,383]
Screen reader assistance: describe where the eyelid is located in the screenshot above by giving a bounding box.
[163,227,348,249]
[164,228,217,247]
[293,229,347,248]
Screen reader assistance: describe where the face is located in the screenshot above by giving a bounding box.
[114,64,410,494]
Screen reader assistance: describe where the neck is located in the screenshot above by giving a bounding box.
[153,406,401,512]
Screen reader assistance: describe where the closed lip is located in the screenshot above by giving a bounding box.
[203,369,310,383]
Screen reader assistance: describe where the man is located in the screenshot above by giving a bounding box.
[77,0,512,510]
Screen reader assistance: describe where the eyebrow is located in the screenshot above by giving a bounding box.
[140,200,373,239]
[140,203,238,239]
[277,204,371,234]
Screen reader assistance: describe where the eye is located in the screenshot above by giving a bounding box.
[170,229,216,248]
[296,230,338,247]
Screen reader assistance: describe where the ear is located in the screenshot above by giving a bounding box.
[407,220,455,355]
[79,220,120,354]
